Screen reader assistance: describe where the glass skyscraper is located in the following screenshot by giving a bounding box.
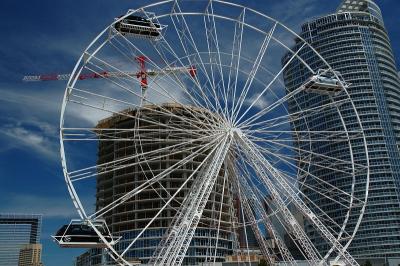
[283,0,400,259]
[0,214,42,266]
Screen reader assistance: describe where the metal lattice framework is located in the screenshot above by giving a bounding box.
[59,1,370,265]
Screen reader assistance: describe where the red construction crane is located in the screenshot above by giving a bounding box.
[23,56,197,100]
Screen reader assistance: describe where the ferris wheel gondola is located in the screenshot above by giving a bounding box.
[52,219,120,248]
[114,11,166,39]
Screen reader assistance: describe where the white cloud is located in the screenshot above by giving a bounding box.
[0,122,59,161]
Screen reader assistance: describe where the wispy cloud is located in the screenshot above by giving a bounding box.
[0,122,58,161]
[244,94,272,110]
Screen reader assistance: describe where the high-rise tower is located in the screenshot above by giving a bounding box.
[94,104,236,265]
[0,214,42,266]
[282,0,400,258]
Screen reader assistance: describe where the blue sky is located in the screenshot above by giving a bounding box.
[0,0,399,265]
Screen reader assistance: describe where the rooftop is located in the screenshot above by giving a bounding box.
[337,0,383,21]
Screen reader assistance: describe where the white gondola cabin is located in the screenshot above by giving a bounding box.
[303,69,348,96]
[52,219,120,248]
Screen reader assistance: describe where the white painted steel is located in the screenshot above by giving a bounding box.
[59,0,370,265]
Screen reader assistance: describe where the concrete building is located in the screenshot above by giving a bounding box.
[0,214,42,266]
[92,104,236,265]
[18,244,43,266]
[282,0,400,259]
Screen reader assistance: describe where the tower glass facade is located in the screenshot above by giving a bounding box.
[0,214,42,266]
[282,0,400,258]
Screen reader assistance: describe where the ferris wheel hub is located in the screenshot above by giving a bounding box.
[230,127,242,138]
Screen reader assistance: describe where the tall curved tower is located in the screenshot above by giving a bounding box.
[283,0,400,258]
[95,104,236,265]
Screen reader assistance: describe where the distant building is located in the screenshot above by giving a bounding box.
[234,198,259,250]
[282,204,305,260]
[225,252,262,265]
[283,0,400,258]
[18,244,43,266]
[0,214,42,266]
[74,251,90,266]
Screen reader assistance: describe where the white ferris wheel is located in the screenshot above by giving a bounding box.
[55,1,370,265]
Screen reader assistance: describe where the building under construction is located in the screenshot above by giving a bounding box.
[93,103,237,265]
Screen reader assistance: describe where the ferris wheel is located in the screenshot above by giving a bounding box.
[56,0,370,265]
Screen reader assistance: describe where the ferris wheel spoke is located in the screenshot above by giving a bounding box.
[277,173,354,240]
[237,158,324,264]
[204,0,228,119]
[242,97,351,132]
[62,127,217,142]
[211,162,227,264]
[233,158,293,260]
[69,134,220,182]
[231,22,277,123]
[261,153,362,210]
[247,139,365,204]
[119,135,225,258]
[237,171,297,265]
[248,134,362,147]
[257,151,356,210]
[83,53,138,86]
[67,85,220,134]
[234,42,307,127]
[150,38,218,114]
[67,97,206,134]
[250,135,365,175]
[107,36,198,107]
[203,17,225,118]
[63,128,211,142]
[110,32,216,119]
[151,135,231,266]
[235,176,273,265]
[82,62,139,98]
[235,144,323,263]
[83,48,208,120]
[247,132,359,147]
[169,3,222,113]
[69,135,225,224]
[239,136,359,266]
[89,135,223,220]
[227,8,245,125]
[250,138,361,173]
[238,137,354,262]
[147,39,217,114]
[252,150,357,246]
[231,173,252,266]
[241,150,351,261]
[110,31,200,108]
[84,53,190,109]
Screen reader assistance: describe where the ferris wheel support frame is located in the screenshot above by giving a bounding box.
[59,1,370,265]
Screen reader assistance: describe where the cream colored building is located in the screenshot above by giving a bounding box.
[18,244,43,266]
